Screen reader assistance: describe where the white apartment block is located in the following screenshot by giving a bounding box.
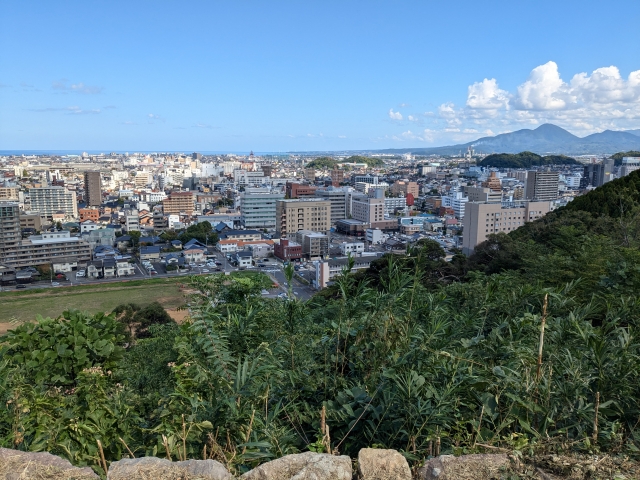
[28,187,78,219]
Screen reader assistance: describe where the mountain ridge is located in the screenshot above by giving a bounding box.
[379,123,640,155]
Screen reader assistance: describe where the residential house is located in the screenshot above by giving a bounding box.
[140,246,161,261]
[235,251,253,268]
[183,247,206,264]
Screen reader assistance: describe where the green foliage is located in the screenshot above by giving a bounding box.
[178,221,218,245]
[610,151,640,166]
[344,155,385,167]
[2,172,640,475]
[113,302,175,340]
[305,157,338,169]
[0,310,125,386]
[478,151,578,168]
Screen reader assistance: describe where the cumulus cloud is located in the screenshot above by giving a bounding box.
[148,113,165,123]
[388,108,403,120]
[466,78,509,109]
[386,61,640,144]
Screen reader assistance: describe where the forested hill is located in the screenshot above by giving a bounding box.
[477,151,578,168]
[1,173,639,476]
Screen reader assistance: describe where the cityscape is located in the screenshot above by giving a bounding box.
[2,1,640,479]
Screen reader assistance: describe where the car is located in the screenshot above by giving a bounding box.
[55,273,66,279]
[259,264,265,268]
[215,261,222,265]
[15,284,27,289]
[51,282,60,287]
[150,271,157,275]
[215,268,221,271]
[202,268,210,272]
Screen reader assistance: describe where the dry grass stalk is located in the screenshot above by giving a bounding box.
[119,437,135,458]
[162,434,171,460]
[97,439,108,474]
[593,391,600,444]
[536,294,549,381]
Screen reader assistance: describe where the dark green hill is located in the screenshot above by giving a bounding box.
[478,151,578,168]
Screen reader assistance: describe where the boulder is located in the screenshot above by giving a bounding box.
[240,452,351,480]
[417,454,511,480]
[107,456,235,480]
[0,447,99,479]
[357,448,411,480]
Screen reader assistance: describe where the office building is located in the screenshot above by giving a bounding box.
[384,197,407,216]
[441,191,468,219]
[276,198,331,237]
[274,238,303,261]
[84,171,102,206]
[28,187,78,219]
[620,157,640,178]
[465,186,502,203]
[314,187,349,224]
[304,168,316,183]
[351,191,385,225]
[581,160,615,188]
[240,190,285,229]
[462,201,551,255]
[286,182,317,199]
[162,192,195,215]
[525,171,559,201]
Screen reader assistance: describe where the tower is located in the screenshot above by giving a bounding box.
[84,171,102,206]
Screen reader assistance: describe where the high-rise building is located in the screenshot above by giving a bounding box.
[525,171,559,201]
[276,198,331,237]
[0,203,21,265]
[240,191,285,229]
[304,168,316,183]
[620,157,640,178]
[581,160,615,188]
[29,187,78,219]
[482,171,502,191]
[84,171,102,206]
[462,201,551,255]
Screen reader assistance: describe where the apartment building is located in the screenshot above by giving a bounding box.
[462,200,551,255]
[330,168,344,187]
[384,197,407,216]
[0,187,19,200]
[294,230,329,259]
[162,192,195,215]
[276,198,331,236]
[135,172,152,188]
[525,171,559,201]
[390,181,419,198]
[28,187,78,219]
[274,238,303,261]
[441,191,468,219]
[240,191,285,229]
[0,204,91,268]
[314,187,348,224]
[303,168,316,183]
[123,208,139,232]
[84,171,102,206]
[79,208,100,222]
[20,213,46,232]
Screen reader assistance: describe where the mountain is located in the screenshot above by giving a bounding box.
[378,123,640,156]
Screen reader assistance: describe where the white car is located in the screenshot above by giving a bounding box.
[201,268,210,273]
[51,282,60,287]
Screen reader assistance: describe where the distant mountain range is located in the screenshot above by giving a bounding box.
[378,124,640,156]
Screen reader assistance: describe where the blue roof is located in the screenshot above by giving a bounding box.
[184,238,207,248]
[140,246,161,254]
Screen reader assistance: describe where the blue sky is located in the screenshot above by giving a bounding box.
[1,1,640,152]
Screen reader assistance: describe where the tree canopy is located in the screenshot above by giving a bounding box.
[478,151,578,168]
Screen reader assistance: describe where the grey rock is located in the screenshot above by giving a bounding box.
[357,448,411,480]
[107,456,234,480]
[0,447,98,479]
[240,452,351,480]
[417,454,511,480]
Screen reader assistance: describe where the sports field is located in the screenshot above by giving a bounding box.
[0,277,189,334]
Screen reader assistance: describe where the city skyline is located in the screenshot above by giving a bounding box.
[1,0,640,152]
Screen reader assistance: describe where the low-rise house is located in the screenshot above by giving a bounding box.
[235,251,253,268]
[183,247,206,264]
[116,258,135,276]
[140,246,161,261]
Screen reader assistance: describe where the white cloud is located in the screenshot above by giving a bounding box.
[388,108,403,120]
[514,61,571,110]
[53,80,103,94]
[386,61,640,144]
[466,78,509,109]
[29,106,100,115]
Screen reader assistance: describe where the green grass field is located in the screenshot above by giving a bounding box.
[0,277,189,333]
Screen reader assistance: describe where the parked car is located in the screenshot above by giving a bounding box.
[15,284,27,289]
[51,282,60,287]
[202,268,210,272]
